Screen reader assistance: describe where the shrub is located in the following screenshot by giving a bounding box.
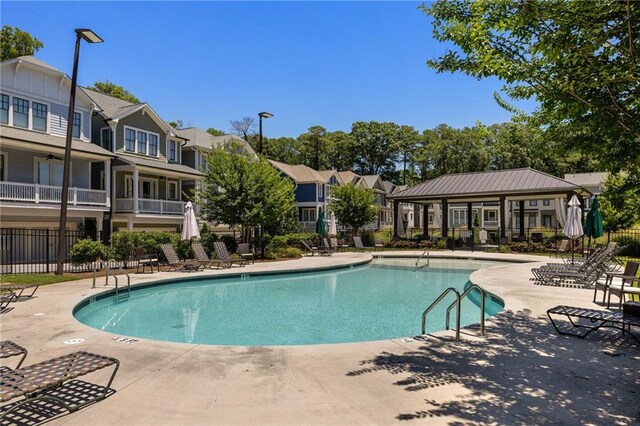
[200,229,219,256]
[435,239,447,250]
[498,245,511,253]
[219,234,238,253]
[170,234,194,260]
[110,232,142,266]
[361,232,375,247]
[277,247,303,258]
[614,236,640,257]
[70,239,107,266]
[388,240,418,249]
[268,233,318,252]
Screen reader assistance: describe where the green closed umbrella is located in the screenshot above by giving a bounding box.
[584,196,604,252]
[316,207,326,235]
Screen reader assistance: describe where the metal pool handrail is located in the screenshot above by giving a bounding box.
[415,248,430,270]
[421,287,461,339]
[92,259,130,300]
[445,284,486,337]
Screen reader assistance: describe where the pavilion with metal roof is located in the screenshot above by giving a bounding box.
[387,168,592,240]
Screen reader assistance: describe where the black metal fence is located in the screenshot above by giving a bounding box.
[0,228,110,275]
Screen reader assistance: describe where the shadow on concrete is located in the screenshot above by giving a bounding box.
[347,311,640,424]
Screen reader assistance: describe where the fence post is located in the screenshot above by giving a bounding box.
[527,227,530,251]
[46,229,50,273]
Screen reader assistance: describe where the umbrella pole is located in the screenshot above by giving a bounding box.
[571,239,575,264]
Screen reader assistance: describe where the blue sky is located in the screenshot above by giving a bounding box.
[2,1,533,137]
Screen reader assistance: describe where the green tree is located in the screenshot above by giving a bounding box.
[422,0,640,187]
[169,120,184,129]
[88,81,140,103]
[264,137,302,164]
[206,127,225,136]
[599,173,640,232]
[351,121,399,178]
[329,184,378,237]
[326,131,355,171]
[197,149,297,254]
[229,116,256,141]
[395,125,419,185]
[1,26,43,61]
[299,125,329,170]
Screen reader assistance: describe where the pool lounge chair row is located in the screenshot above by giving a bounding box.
[0,340,119,423]
[159,243,249,273]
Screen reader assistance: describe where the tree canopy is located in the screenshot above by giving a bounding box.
[1,26,43,61]
[421,0,640,188]
[329,184,378,236]
[197,149,297,238]
[88,81,141,103]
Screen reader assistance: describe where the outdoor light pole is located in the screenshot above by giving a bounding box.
[257,111,273,154]
[56,29,103,275]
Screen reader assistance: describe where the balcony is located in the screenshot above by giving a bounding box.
[115,198,194,216]
[0,181,108,207]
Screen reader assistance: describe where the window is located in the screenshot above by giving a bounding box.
[36,159,64,186]
[13,97,29,128]
[543,199,550,206]
[0,94,8,124]
[301,208,316,222]
[528,214,537,228]
[100,128,112,150]
[32,102,47,131]
[0,153,6,181]
[72,112,81,138]
[199,152,207,171]
[484,210,497,222]
[452,209,467,226]
[428,214,434,224]
[319,184,324,200]
[542,214,553,227]
[148,134,158,156]
[168,181,178,200]
[125,128,136,152]
[529,200,538,207]
[168,140,177,162]
[137,131,147,154]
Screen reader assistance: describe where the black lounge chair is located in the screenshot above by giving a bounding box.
[160,244,203,272]
[0,340,27,369]
[0,350,119,422]
[237,243,255,264]
[0,290,15,311]
[133,247,159,274]
[330,238,349,251]
[214,241,248,267]
[300,240,332,256]
[547,305,640,344]
[1,283,39,301]
[192,242,231,269]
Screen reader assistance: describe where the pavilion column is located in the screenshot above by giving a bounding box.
[423,204,429,239]
[441,199,448,238]
[467,202,473,229]
[519,200,525,237]
[393,200,399,240]
[499,196,506,239]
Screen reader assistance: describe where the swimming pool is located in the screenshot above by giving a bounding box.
[74,259,504,346]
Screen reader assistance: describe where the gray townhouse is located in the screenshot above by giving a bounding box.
[83,89,203,232]
[0,56,115,262]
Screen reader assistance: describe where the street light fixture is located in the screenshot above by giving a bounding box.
[257,111,273,154]
[56,29,103,275]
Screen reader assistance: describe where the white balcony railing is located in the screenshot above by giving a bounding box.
[0,181,108,207]
[115,198,192,216]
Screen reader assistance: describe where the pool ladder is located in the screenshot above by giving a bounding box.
[92,259,131,301]
[421,284,486,341]
[415,248,430,270]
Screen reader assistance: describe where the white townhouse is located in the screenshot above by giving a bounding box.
[0,56,114,240]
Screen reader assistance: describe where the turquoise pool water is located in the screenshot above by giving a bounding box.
[74,259,504,346]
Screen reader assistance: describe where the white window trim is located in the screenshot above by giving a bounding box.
[167,180,179,200]
[125,175,159,199]
[72,111,82,139]
[168,140,177,162]
[32,100,50,133]
[0,151,7,181]
[301,207,316,222]
[123,125,160,158]
[100,127,112,150]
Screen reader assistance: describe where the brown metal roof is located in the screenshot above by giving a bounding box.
[388,168,591,201]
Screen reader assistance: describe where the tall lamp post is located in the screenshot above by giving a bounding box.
[56,29,103,275]
[257,111,273,154]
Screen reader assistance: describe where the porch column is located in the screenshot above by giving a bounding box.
[104,159,111,208]
[499,196,506,239]
[133,168,139,214]
[423,204,429,239]
[467,202,473,229]
[96,215,103,233]
[127,216,133,231]
[441,199,448,238]
[519,200,525,237]
[393,200,399,239]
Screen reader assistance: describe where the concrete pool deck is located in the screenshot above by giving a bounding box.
[1,251,638,425]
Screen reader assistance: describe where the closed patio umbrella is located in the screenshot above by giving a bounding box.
[584,196,604,253]
[563,195,583,263]
[316,207,326,235]
[181,201,200,240]
[328,212,337,236]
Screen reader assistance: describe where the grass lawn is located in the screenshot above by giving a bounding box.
[0,274,81,286]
